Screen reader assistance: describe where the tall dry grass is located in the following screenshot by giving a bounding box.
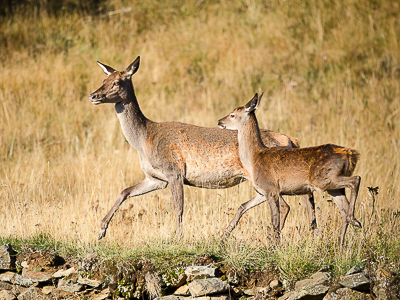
[0,0,399,278]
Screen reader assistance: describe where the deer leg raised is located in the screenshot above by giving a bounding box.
[223,193,266,238]
[99,177,167,240]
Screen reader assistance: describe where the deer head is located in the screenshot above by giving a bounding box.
[89,56,140,105]
[217,93,263,130]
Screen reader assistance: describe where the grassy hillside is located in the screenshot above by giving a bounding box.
[0,0,399,281]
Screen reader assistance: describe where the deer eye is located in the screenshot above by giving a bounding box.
[230,114,235,118]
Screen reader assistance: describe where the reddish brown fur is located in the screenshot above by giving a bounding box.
[218,93,361,245]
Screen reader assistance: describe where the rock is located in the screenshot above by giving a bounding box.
[77,277,103,288]
[243,287,270,296]
[171,274,187,288]
[278,291,296,300]
[253,287,272,300]
[41,286,54,295]
[339,272,369,291]
[270,279,282,289]
[52,267,76,278]
[20,262,29,269]
[17,287,50,300]
[11,271,52,287]
[188,278,230,297]
[154,296,186,300]
[288,284,329,300]
[0,244,17,270]
[372,269,400,300]
[0,290,16,300]
[57,278,84,293]
[185,266,217,280]
[195,295,233,300]
[91,288,111,300]
[19,271,52,283]
[174,285,191,296]
[295,272,331,290]
[0,271,16,283]
[323,287,372,299]
[346,265,362,275]
[0,280,14,290]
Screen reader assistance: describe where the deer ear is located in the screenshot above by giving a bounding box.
[125,56,140,77]
[244,93,261,112]
[96,61,116,75]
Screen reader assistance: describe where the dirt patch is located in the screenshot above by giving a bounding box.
[16,249,65,272]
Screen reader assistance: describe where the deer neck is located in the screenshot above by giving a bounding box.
[237,113,266,172]
[114,86,151,151]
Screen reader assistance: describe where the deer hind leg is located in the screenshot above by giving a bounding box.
[327,189,350,246]
[301,193,317,230]
[279,196,290,231]
[99,177,168,240]
[223,193,266,238]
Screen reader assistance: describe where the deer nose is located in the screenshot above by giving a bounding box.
[217,120,226,129]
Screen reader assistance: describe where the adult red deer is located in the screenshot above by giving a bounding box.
[89,57,312,239]
[217,93,361,245]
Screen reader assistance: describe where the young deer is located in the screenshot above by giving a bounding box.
[89,57,315,240]
[218,93,361,245]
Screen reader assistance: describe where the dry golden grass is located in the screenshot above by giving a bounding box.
[0,0,399,277]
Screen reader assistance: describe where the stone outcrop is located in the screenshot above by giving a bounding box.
[0,245,398,300]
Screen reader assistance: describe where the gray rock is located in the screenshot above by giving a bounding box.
[288,284,329,300]
[17,287,50,300]
[0,290,16,300]
[77,277,103,288]
[41,286,54,295]
[188,278,230,297]
[0,244,17,270]
[185,266,217,280]
[0,272,16,283]
[346,265,362,276]
[174,285,191,296]
[57,278,84,293]
[295,272,331,290]
[339,273,369,291]
[16,271,52,285]
[52,267,76,278]
[323,287,372,300]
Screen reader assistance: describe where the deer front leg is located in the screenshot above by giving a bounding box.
[98,177,167,240]
[266,191,281,243]
[168,174,185,238]
[223,193,266,238]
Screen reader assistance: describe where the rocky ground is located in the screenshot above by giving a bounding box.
[0,244,399,300]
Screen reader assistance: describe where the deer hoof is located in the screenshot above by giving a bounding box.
[98,229,107,240]
[348,218,362,228]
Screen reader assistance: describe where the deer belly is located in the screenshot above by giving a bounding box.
[183,155,246,189]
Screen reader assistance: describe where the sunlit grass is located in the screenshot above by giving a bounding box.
[0,0,399,282]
